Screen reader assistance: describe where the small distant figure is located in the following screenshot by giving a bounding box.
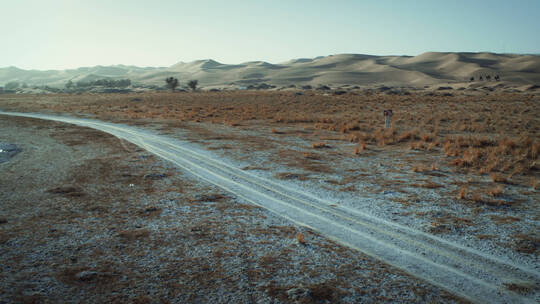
[383,109,393,128]
[479,75,483,81]
[486,75,491,81]
[494,75,500,81]
[470,76,475,82]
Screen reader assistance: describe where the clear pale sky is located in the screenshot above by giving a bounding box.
[2,0,539,70]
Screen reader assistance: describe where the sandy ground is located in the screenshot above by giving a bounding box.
[0,115,469,303]
[3,111,538,303]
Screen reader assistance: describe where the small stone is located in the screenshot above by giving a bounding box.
[286,286,312,300]
[144,173,166,180]
[76,270,98,281]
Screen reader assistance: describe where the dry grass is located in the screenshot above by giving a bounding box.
[504,282,536,294]
[0,91,538,188]
[511,233,540,254]
[312,142,330,149]
[0,112,473,304]
[353,142,366,155]
[490,215,520,225]
[489,173,507,183]
[296,233,305,245]
[485,184,504,197]
[457,187,467,200]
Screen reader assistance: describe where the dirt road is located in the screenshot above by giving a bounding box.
[2,111,537,303]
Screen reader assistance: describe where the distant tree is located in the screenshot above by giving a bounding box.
[65,80,74,89]
[76,81,90,88]
[188,80,198,91]
[4,81,20,90]
[21,83,28,88]
[494,75,500,81]
[479,76,483,81]
[486,75,491,81]
[165,77,179,92]
[470,76,475,82]
[116,79,131,88]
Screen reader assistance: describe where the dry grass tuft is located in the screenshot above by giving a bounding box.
[46,186,86,197]
[512,234,540,254]
[504,282,536,294]
[296,233,305,245]
[302,152,321,160]
[531,179,538,190]
[117,229,150,241]
[274,172,308,180]
[353,143,366,155]
[486,184,504,197]
[312,142,330,149]
[412,165,425,173]
[490,215,520,224]
[457,187,467,200]
[489,173,507,183]
[414,181,443,189]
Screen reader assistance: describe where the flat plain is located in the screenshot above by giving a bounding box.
[0,87,538,302]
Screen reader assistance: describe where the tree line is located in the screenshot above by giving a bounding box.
[67,78,131,88]
[165,77,198,92]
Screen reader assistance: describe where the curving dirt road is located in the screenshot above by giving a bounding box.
[2,111,538,303]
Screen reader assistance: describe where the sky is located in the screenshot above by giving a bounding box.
[2,0,539,70]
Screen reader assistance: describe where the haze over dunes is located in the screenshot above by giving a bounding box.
[1,52,539,89]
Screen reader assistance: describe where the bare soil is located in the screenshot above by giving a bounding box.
[0,115,466,303]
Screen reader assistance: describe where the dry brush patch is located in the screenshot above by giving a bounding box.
[0,115,469,303]
[1,92,539,259]
[1,91,537,185]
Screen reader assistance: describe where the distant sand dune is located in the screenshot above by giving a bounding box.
[1,52,539,89]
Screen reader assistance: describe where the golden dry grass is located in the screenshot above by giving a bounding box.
[0,90,538,187]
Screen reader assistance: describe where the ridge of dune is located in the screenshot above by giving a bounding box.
[1,52,539,89]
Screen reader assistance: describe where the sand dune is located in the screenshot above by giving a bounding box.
[1,52,539,90]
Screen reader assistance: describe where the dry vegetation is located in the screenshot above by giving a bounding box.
[1,91,539,245]
[1,90,538,183]
[0,115,467,303]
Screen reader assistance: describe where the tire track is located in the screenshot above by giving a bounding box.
[2,111,538,303]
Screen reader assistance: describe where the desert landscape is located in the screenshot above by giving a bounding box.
[1,56,539,302]
[1,1,540,303]
[1,52,540,93]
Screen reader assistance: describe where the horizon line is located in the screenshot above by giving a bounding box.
[3,51,540,72]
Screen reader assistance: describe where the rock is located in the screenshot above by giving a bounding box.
[46,186,85,197]
[0,143,22,163]
[76,270,98,281]
[144,173,166,180]
[286,286,312,301]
